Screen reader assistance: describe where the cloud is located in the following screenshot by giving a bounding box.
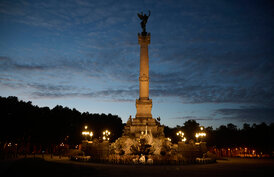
[13,63,48,70]
[2,53,273,107]
[30,88,138,102]
[0,56,10,61]
[171,116,218,121]
[149,85,274,106]
[0,56,49,71]
[0,0,273,110]
[0,55,103,79]
[0,0,136,31]
[31,92,80,98]
[27,83,75,92]
[215,107,274,123]
[0,78,75,92]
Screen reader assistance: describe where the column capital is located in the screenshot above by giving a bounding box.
[138,33,150,45]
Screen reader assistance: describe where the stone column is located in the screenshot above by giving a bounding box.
[136,33,152,118]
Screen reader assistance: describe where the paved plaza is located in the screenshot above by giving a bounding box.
[1,157,273,177]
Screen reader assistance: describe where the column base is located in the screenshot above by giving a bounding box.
[135,99,152,118]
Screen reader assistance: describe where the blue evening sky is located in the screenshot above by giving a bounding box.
[0,0,273,128]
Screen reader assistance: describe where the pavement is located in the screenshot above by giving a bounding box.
[1,157,273,177]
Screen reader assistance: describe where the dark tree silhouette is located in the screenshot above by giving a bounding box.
[0,96,124,154]
[163,119,274,156]
[1,96,273,156]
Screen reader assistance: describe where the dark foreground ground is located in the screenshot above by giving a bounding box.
[1,157,273,177]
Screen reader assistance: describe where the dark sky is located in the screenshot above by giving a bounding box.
[0,0,273,128]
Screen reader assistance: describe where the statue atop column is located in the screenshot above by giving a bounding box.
[137,10,151,35]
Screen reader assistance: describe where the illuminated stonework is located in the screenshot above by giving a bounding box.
[111,29,165,157]
[90,13,210,163]
[136,34,152,118]
[122,32,164,138]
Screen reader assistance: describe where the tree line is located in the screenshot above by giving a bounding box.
[0,96,123,147]
[165,120,274,155]
[0,96,273,155]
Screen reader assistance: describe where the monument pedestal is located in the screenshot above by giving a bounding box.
[136,99,152,118]
[123,116,164,138]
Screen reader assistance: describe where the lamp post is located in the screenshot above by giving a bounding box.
[195,133,199,142]
[102,130,111,141]
[176,131,187,142]
[195,126,206,142]
[82,125,93,141]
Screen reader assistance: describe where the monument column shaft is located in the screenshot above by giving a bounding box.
[136,34,152,119]
[139,42,149,99]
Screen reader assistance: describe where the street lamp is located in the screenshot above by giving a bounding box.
[195,126,206,142]
[176,131,186,142]
[82,131,93,139]
[82,125,93,140]
[102,130,111,141]
[176,131,184,137]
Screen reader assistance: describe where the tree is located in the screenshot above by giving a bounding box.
[182,120,200,140]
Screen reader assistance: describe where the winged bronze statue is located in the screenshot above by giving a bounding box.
[137,10,151,34]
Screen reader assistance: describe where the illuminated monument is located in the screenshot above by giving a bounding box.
[122,11,164,138]
[110,11,165,156]
[107,12,209,163]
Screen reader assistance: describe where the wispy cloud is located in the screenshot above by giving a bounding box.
[171,116,218,121]
[0,0,138,31]
[215,107,274,123]
[0,56,50,71]
[0,0,274,125]
[31,88,138,101]
[1,53,273,107]
[150,85,274,106]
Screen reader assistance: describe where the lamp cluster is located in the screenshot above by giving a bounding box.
[175,126,207,143]
[103,130,111,141]
[176,131,187,142]
[82,131,93,137]
[82,126,111,141]
[195,132,206,138]
[195,126,206,142]
[82,125,93,140]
